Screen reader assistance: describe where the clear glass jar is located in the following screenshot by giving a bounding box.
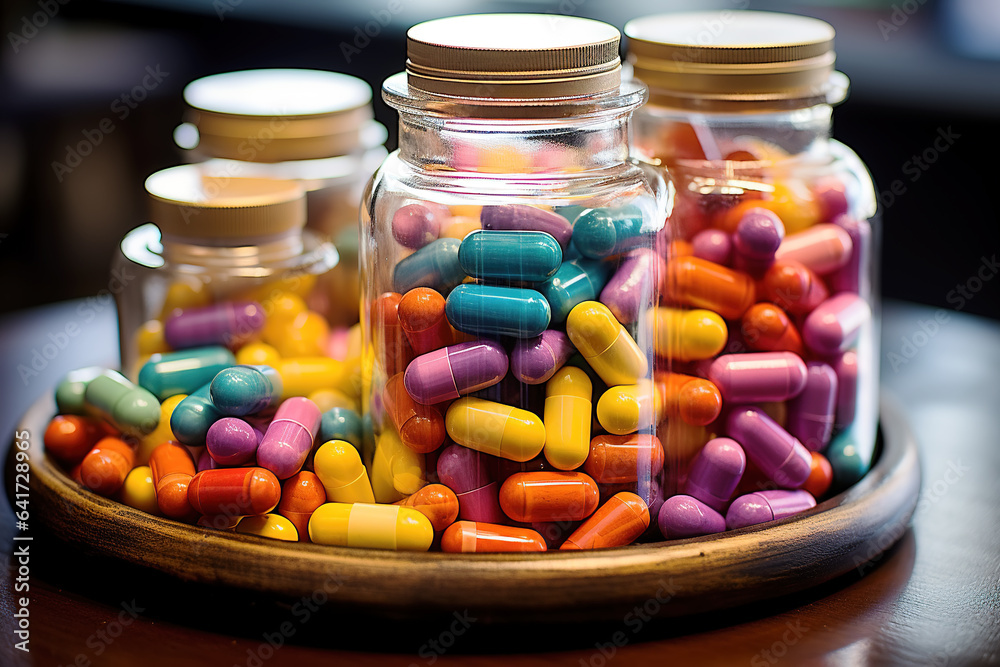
[174,69,389,325]
[360,14,669,551]
[625,12,880,532]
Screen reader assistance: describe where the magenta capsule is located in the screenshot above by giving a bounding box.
[683,437,746,512]
[392,203,442,250]
[727,406,811,489]
[403,340,508,405]
[774,223,853,275]
[802,293,870,356]
[436,443,504,523]
[164,301,265,350]
[827,216,870,294]
[658,495,726,539]
[812,177,849,221]
[206,417,261,466]
[691,228,732,266]
[707,351,808,403]
[786,362,838,451]
[732,208,784,276]
[480,205,573,250]
[599,248,665,324]
[255,397,321,479]
[833,350,858,429]
[510,330,574,385]
[726,489,817,529]
[196,446,219,472]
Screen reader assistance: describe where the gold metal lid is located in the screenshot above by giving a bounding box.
[405,14,622,98]
[182,69,375,162]
[145,164,306,240]
[625,12,838,109]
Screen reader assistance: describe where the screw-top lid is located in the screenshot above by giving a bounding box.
[625,12,839,109]
[405,14,622,98]
[181,69,376,162]
[145,164,306,240]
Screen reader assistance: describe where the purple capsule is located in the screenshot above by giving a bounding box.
[833,350,858,430]
[732,208,784,276]
[802,293,870,356]
[403,340,508,405]
[691,229,732,266]
[256,397,321,479]
[726,489,816,529]
[658,495,727,539]
[813,178,849,221]
[481,205,573,250]
[196,447,219,472]
[827,215,871,295]
[786,362,838,451]
[164,301,265,350]
[436,443,504,523]
[707,352,808,403]
[599,248,665,324]
[727,406,811,489]
[511,330,574,385]
[206,417,261,466]
[392,203,442,250]
[683,437,746,512]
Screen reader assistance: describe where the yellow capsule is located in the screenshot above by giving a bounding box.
[440,216,481,241]
[314,440,375,504]
[135,320,171,356]
[260,292,308,343]
[765,181,821,235]
[543,367,592,470]
[648,307,728,361]
[449,204,482,218]
[308,388,359,413]
[370,427,426,503]
[239,275,317,308]
[159,280,211,320]
[236,514,299,542]
[308,502,433,551]
[117,465,159,515]
[566,301,647,386]
[270,311,329,358]
[278,357,346,398]
[137,394,187,465]
[236,341,282,367]
[596,380,662,436]
[445,397,546,462]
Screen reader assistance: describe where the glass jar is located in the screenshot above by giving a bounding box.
[625,11,880,528]
[175,69,389,325]
[360,14,669,551]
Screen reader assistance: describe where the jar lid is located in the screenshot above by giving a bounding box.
[145,164,306,240]
[182,69,376,162]
[405,14,622,98]
[625,12,837,108]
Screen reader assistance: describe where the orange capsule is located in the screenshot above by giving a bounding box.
[441,521,547,553]
[584,435,664,484]
[187,467,281,516]
[398,287,453,355]
[383,373,446,453]
[560,492,649,550]
[666,239,694,258]
[44,415,117,467]
[656,372,722,426]
[499,471,600,523]
[759,261,828,316]
[149,441,196,519]
[658,419,711,464]
[801,451,833,499]
[372,292,414,377]
[278,471,327,542]
[741,303,804,354]
[79,437,135,496]
[395,483,460,532]
[664,256,755,320]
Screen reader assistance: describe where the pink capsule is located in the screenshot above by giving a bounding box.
[774,223,853,275]
[403,340,508,405]
[727,406,811,489]
[658,495,726,539]
[683,437,746,512]
[833,350,858,429]
[164,301,265,350]
[827,216,871,295]
[732,208,784,276]
[786,362,838,451]
[392,203,443,250]
[599,248,665,324]
[726,489,816,529]
[802,293,870,356]
[707,351,808,403]
[690,228,732,266]
[256,397,321,479]
[436,443,504,524]
[812,177,849,221]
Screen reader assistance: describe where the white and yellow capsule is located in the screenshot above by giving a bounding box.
[308,502,433,551]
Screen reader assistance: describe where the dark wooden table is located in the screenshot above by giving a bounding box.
[1,300,998,666]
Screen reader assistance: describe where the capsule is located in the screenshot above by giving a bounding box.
[277,357,347,398]
[759,261,829,316]
[235,341,281,367]
[775,223,853,275]
[741,303,804,354]
[149,441,196,519]
[445,398,545,462]
[802,293,870,356]
[480,204,573,250]
[648,307,728,361]
[499,471,599,523]
[398,287,454,355]
[84,370,160,436]
[396,483,460,532]
[170,382,223,446]
[403,340,508,405]
[560,492,649,550]
[393,238,465,294]
[256,397,321,479]
[566,301,647,387]
[436,443,504,523]
[308,502,433,551]
[732,208,785,275]
[440,215,481,240]
[459,230,562,282]
[319,407,363,450]
[277,471,327,541]
[828,216,870,294]
[657,372,723,426]
[271,310,332,359]
[372,292,415,377]
[79,437,135,496]
[137,394,186,465]
[543,367,592,470]
[196,447,219,473]
[445,284,550,338]
[392,203,442,250]
[313,440,374,503]
[660,418,711,463]
[370,427,427,503]
[210,365,283,416]
[159,279,211,320]
[596,380,660,435]
[187,467,281,515]
[137,347,235,400]
[118,465,158,515]
[691,228,732,266]
[44,415,115,467]
[163,301,265,350]
[510,330,574,385]
[571,205,647,258]
[825,422,867,494]
[657,495,726,539]
[726,489,816,529]
[664,256,755,320]
[833,350,858,429]
[599,248,664,324]
[727,407,811,489]
[538,259,612,323]
[787,362,838,451]
[441,521,547,553]
[205,417,260,466]
[801,451,833,499]
[707,351,808,403]
[383,374,446,453]
[236,514,299,541]
[584,434,663,484]
[683,437,747,512]
[55,366,108,415]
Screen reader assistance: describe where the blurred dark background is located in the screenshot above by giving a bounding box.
[0,0,998,319]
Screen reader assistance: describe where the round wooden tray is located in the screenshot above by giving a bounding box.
[17,392,920,620]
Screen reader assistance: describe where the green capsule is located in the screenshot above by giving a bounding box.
[55,366,107,415]
[320,407,363,450]
[138,346,236,400]
[84,370,160,436]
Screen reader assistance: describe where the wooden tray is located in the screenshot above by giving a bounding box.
[17,392,920,621]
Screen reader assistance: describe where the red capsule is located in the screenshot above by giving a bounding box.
[79,437,135,496]
[372,292,414,377]
[187,467,282,516]
[499,472,599,523]
[44,415,117,467]
[560,492,650,550]
[383,373,446,453]
[584,435,664,484]
[759,261,828,316]
[149,442,196,519]
[741,302,804,354]
[278,471,327,542]
[441,521,547,553]
[398,287,453,355]
[396,484,460,532]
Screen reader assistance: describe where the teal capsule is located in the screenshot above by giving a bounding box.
[825,423,870,495]
[55,366,107,415]
[458,230,562,282]
[209,365,283,416]
[320,407,363,450]
[170,382,223,446]
[572,205,647,258]
[84,370,160,436]
[445,284,551,338]
[537,258,612,322]
[138,346,236,400]
[393,238,465,295]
